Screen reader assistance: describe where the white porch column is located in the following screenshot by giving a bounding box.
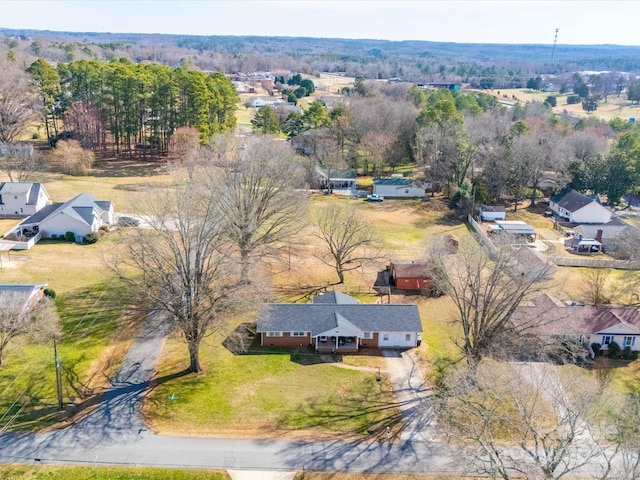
[335,335,339,350]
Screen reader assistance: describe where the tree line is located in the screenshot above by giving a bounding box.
[254,78,640,207]
[26,58,238,156]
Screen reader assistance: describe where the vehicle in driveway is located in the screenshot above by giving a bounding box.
[365,194,384,202]
[117,216,140,227]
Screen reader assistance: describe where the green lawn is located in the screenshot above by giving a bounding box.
[0,274,135,430]
[0,167,159,431]
[144,335,399,438]
[0,465,230,480]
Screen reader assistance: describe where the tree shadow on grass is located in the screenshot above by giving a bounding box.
[278,377,406,442]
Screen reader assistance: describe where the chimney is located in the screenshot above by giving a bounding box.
[596,229,603,243]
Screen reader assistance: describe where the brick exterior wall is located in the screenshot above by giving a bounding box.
[360,332,379,348]
[261,332,311,347]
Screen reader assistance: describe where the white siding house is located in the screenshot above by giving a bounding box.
[549,189,612,224]
[0,183,50,216]
[17,193,115,240]
[373,178,425,198]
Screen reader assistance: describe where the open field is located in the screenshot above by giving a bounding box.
[487,88,640,122]
[0,465,230,479]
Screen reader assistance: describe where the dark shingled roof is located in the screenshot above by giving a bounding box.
[313,291,359,304]
[551,189,598,213]
[256,303,422,336]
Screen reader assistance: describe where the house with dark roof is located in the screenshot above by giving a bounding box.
[373,178,425,198]
[549,189,612,224]
[256,292,422,353]
[0,183,50,217]
[17,193,115,241]
[315,165,357,193]
[511,296,640,353]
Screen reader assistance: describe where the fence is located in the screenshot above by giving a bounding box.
[0,232,42,250]
[467,214,498,255]
[550,256,640,270]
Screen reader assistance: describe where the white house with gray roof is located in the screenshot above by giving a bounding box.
[17,193,114,240]
[549,189,612,224]
[0,182,50,216]
[256,291,422,353]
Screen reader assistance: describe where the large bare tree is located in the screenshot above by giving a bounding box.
[430,237,551,372]
[0,60,37,143]
[115,172,243,373]
[0,293,60,366]
[207,136,308,284]
[0,142,42,183]
[313,204,383,284]
[439,361,606,480]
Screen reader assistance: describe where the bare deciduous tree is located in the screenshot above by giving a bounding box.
[48,139,95,176]
[0,60,37,143]
[313,204,383,284]
[0,142,42,182]
[209,136,308,284]
[114,172,244,373]
[430,238,551,372]
[582,269,612,306]
[439,361,605,480]
[0,293,60,366]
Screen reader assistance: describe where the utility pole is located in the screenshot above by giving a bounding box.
[53,337,63,411]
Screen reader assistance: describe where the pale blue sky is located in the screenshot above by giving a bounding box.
[0,1,638,46]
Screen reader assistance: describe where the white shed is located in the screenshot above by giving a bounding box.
[373,178,425,198]
[480,205,506,221]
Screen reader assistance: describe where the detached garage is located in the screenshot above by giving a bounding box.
[373,178,425,198]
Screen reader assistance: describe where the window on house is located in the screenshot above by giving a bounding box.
[319,335,327,342]
[266,331,283,337]
[363,332,372,339]
[383,334,389,341]
[405,334,411,342]
[291,331,306,337]
[602,335,613,345]
[624,336,636,347]
[405,189,409,193]
[13,195,17,199]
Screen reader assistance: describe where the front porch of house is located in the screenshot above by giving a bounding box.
[315,335,360,354]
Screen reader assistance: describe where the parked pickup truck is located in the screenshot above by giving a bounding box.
[365,194,384,202]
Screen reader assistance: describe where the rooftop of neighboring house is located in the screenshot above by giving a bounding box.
[315,165,357,180]
[511,296,640,335]
[373,178,414,186]
[20,193,113,227]
[390,259,433,278]
[551,188,605,213]
[0,182,48,205]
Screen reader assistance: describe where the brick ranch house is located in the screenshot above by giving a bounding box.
[511,294,640,354]
[256,291,422,353]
